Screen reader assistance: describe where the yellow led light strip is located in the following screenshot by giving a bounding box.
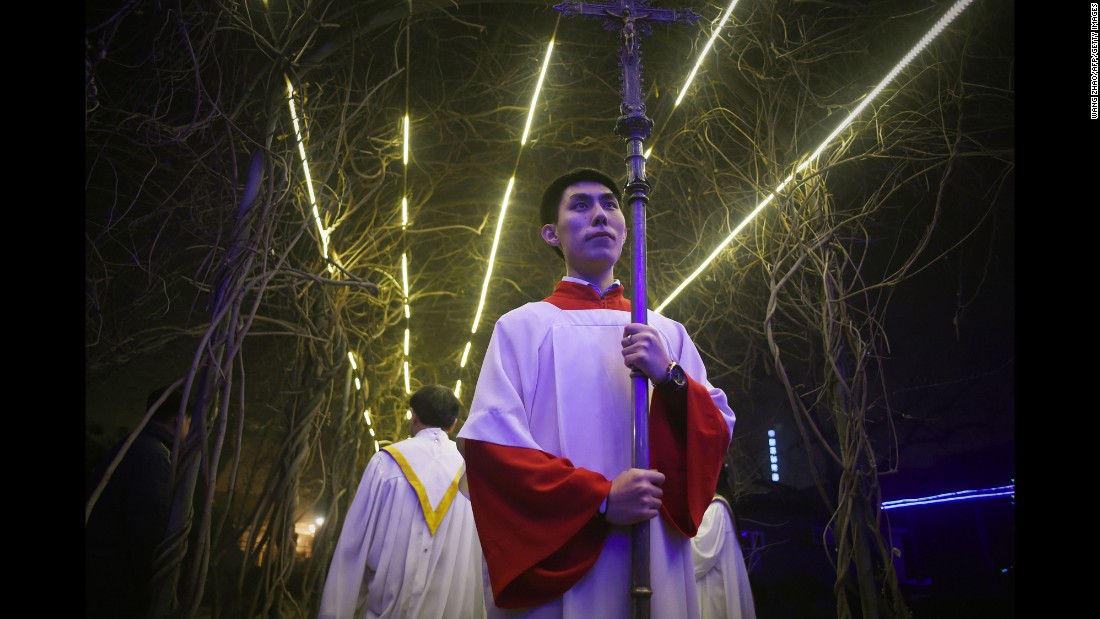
[522,41,555,145]
[674,0,741,109]
[455,31,558,397]
[655,0,975,313]
[401,0,414,397]
[284,75,333,270]
[647,0,742,160]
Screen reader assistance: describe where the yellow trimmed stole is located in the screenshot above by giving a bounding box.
[382,445,464,536]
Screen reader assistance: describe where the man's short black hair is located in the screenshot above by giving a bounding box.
[146,385,189,423]
[539,168,623,259]
[410,384,463,429]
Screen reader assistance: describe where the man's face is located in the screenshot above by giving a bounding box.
[541,180,626,280]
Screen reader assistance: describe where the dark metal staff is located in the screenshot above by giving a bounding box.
[554,2,700,618]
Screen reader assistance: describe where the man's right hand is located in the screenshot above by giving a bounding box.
[604,468,665,525]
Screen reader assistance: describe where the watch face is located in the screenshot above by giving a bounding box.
[670,363,687,387]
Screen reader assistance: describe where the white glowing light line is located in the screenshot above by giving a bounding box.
[403,114,410,166]
[460,341,472,367]
[648,1,739,166]
[801,0,974,172]
[656,0,975,313]
[454,380,462,399]
[401,253,409,299]
[655,194,775,312]
[287,77,364,417]
[882,485,1015,510]
[674,0,741,108]
[522,40,555,145]
[401,27,412,388]
[284,76,330,262]
[461,32,554,382]
[471,177,515,334]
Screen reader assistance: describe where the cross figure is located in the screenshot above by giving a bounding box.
[555,0,699,141]
[555,3,701,619]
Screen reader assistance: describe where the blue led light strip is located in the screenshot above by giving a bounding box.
[881,484,1015,510]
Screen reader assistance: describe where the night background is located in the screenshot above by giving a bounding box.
[85,1,1014,617]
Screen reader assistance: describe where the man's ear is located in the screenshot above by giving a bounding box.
[541,223,560,248]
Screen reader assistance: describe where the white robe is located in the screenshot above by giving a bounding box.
[318,427,486,619]
[458,282,736,619]
[692,496,757,619]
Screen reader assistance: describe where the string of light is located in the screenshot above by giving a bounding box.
[453,17,561,399]
[882,483,1014,510]
[283,75,334,270]
[284,76,377,450]
[645,0,742,160]
[655,0,975,312]
[399,1,415,433]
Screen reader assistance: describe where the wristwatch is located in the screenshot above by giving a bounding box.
[658,362,687,392]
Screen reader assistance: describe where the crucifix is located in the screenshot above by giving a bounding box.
[554,2,700,618]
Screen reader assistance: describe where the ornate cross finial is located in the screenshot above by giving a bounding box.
[555,0,700,140]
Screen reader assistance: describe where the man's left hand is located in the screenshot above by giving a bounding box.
[621,324,672,383]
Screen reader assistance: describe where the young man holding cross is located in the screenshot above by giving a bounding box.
[458,168,735,618]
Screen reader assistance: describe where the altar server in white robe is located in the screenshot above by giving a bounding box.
[692,462,757,619]
[458,168,736,618]
[319,384,486,619]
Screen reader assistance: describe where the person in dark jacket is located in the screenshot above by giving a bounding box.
[85,384,193,619]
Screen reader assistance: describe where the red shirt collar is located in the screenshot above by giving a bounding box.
[543,280,632,311]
